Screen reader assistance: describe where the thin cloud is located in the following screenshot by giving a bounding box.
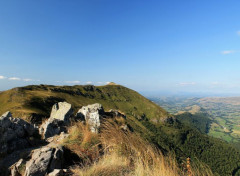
[65,80,80,84]
[237,30,240,36]
[221,50,236,55]
[23,78,33,82]
[86,81,92,84]
[9,77,21,81]
[0,75,6,79]
[178,82,196,86]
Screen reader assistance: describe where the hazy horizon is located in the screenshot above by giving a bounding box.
[1,0,240,95]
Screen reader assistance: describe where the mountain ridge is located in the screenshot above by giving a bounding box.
[0,84,171,124]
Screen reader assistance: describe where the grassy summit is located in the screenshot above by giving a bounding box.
[0,84,170,122]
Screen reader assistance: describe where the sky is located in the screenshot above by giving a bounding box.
[1,0,240,95]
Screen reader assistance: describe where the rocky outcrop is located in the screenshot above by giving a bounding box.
[76,104,128,133]
[0,111,38,157]
[50,102,73,121]
[76,103,105,133]
[39,102,73,139]
[0,102,131,176]
[24,146,64,176]
[105,109,126,119]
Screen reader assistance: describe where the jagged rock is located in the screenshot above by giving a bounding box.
[39,102,73,139]
[24,146,64,176]
[0,111,12,119]
[40,119,67,139]
[105,109,126,119]
[50,102,73,121]
[10,159,25,176]
[76,103,104,133]
[0,112,38,157]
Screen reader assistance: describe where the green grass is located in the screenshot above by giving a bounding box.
[208,130,232,142]
[0,84,170,123]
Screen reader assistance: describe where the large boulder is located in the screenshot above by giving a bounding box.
[24,146,64,176]
[76,103,104,133]
[50,102,73,121]
[39,102,73,139]
[0,111,38,157]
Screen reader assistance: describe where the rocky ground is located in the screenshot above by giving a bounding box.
[0,102,127,176]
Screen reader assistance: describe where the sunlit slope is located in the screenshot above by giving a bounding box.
[0,84,170,121]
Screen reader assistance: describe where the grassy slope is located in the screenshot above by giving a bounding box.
[0,84,170,122]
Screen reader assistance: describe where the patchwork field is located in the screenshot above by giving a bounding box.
[150,96,240,144]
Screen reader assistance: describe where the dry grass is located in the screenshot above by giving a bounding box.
[99,120,179,176]
[72,152,130,176]
[63,122,100,164]
[66,120,213,176]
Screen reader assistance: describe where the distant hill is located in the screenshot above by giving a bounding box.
[198,97,240,105]
[177,104,206,115]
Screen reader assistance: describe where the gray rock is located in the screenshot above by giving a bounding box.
[0,111,12,119]
[49,146,64,171]
[105,109,126,119]
[24,146,64,176]
[24,147,53,176]
[76,103,104,133]
[40,119,66,139]
[0,111,13,128]
[0,112,38,157]
[50,102,73,121]
[39,102,73,139]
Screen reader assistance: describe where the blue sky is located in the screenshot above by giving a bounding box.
[0,0,240,95]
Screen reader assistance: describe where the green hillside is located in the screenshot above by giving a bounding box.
[1,84,240,175]
[0,84,170,123]
[175,112,212,134]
